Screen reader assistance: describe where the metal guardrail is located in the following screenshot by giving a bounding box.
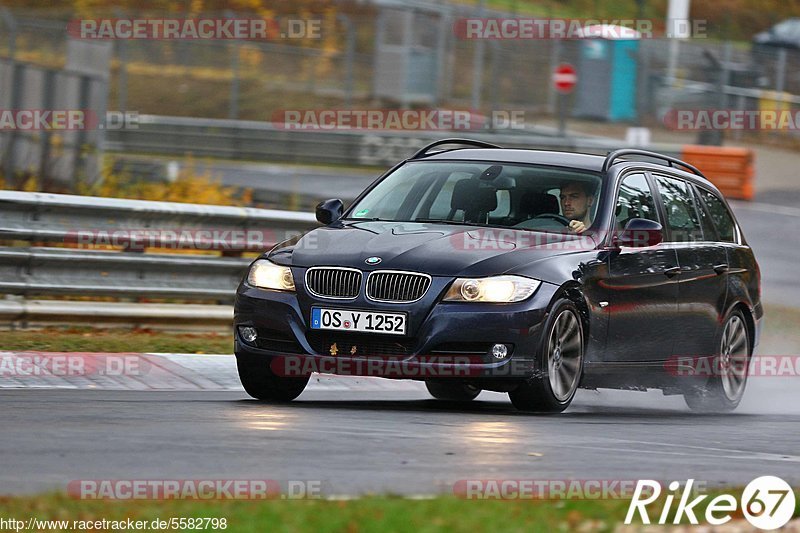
[685,80,800,104]
[104,115,683,168]
[0,247,248,300]
[0,299,234,331]
[0,191,318,326]
[0,125,686,327]
[0,190,316,248]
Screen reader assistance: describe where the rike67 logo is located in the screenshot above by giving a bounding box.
[626,476,795,530]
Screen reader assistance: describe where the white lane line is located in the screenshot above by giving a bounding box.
[324,494,439,500]
[558,443,800,463]
[730,200,800,218]
[558,438,800,463]
[616,438,800,459]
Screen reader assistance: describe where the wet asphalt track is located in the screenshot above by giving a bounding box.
[1,196,799,497]
[1,387,799,496]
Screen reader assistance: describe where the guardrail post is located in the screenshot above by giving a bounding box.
[337,14,355,108]
[699,48,724,146]
[116,40,129,112]
[441,10,454,103]
[3,62,24,183]
[547,39,561,115]
[113,7,128,112]
[470,0,486,111]
[775,48,787,94]
[733,94,745,141]
[72,74,92,191]
[38,69,56,184]
[229,41,240,120]
[225,10,240,120]
[0,7,17,62]
[434,10,448,106]
[721,42,732,110]
[488,41,499,129]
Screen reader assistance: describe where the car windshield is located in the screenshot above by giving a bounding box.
[346,160,603,233]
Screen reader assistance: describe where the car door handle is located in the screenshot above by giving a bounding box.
[663,266,682,278]
[713,263,729,275]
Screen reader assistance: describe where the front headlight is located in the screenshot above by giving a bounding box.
[246,259,295,292]
[443,275,540,303]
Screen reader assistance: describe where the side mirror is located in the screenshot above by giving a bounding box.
[315,198,344,225]
[614,218,663,248]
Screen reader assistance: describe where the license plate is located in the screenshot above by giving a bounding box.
[311,308,407,335]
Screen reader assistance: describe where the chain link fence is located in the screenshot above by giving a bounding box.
[0,9,108,189]
[1,3,800,144]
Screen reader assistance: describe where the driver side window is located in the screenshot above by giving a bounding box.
[615,174,659,229]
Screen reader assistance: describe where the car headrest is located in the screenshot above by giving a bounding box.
[520,192,559,218]
[451,179,498,214]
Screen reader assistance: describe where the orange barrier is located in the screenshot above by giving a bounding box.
[680,145,755,200]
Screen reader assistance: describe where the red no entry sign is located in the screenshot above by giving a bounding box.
[553,63,577,94]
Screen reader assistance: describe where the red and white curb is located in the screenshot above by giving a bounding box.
[0,352,425,392]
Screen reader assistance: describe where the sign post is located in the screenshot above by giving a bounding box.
[552,63,577,137]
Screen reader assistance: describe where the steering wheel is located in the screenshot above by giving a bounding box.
[530,213,571,226]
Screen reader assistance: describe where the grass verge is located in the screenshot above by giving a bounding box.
[1,489,798,532]
[0,328,232,354]
[0,493,671,533]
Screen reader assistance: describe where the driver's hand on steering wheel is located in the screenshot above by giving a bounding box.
[568,220,586,233]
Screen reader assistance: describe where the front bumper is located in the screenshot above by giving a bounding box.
[233,278,560,381]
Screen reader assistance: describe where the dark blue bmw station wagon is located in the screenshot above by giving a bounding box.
[234,139,762,413]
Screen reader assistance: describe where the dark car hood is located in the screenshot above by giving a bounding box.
[268,221,598,278]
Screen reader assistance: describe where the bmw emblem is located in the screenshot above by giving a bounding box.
[365,256,382,265]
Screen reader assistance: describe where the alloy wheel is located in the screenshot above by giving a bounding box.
[547,309,583,402]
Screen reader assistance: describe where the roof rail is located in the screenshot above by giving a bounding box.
[410,138,502,159]
[602,148,705,178]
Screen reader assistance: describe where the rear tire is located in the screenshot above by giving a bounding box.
[425,380,481,401]
[236,355,309,402]
[683,309,750,413]
[509,298,584,413]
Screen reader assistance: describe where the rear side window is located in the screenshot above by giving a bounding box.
[615,173,659,228]
[697,188,738,243]
[654,176,703,242]
[691,186,718,241]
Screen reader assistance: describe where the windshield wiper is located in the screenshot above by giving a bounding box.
[343,217,394,222]
[407,218,470,225]
[345,218,492,227]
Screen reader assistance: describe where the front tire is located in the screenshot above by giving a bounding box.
[683,309,750,413]
[509,298,584,413]
[425,380,481,401]
[236,355,309,402]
